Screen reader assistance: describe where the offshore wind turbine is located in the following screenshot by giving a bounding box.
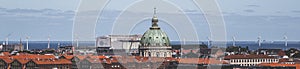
[57,42,60,49]
[75,34,79,47]
[183,38,186,45]
[232,35,236,46]
[5,33,12,45]
[25,35,31,50]
[47,35,51,49]
[207,36,211,47]
[284,33,288,47]
[257,33,262,48]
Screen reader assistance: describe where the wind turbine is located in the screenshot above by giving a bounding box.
[232,35,236,46]
[283,33,288,47]
[5,33,13,45]
[207,36,211,47]
[74,34,79,47]
[25,35,31,50]
[183,38,186,45]
[47,35,51,49]
[57,42,60,49]
[257,33,262,48]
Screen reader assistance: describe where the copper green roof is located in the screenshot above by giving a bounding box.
[140,8,170,46]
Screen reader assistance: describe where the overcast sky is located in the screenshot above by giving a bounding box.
[0,0,299,41]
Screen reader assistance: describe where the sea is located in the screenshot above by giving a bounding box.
[2,41,300,50]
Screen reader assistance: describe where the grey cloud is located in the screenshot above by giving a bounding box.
[0,8,75,18]
[223,14,300,26]
[222,11,237,15]
[291,10,300,13]
[247,5,260,7]
[0,8,75,26]
[183,9,199,13]
[275,11,282,13]
[244,9,255,13]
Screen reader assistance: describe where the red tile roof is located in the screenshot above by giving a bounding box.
[11,55,55,60]
[1,52,10,56]
[13,59,30,64]
[32,59,72,65]
[62,55,74,60]
[0,54,231,65]
[258,63,296,67]
[178,58,227,64]
[75,55,86,60]
[1,58,13,63]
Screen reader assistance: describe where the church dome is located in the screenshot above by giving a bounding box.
[140,28,170,46]
[140,8,170,47]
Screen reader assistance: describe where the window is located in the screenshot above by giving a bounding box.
[148,52,151,57]
[0,61,4,65]
[164,52,167,57]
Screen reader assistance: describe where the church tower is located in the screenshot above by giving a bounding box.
[139,8,172,57]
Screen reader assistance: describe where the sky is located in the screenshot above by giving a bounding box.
[0,0,299,41]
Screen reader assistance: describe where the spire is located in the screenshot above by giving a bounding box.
[20,38,23,51]
[151,7,160,29]
[19,38,22,45]
[154,7,157,16]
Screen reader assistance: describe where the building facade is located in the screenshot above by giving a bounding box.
[96,35,142,52]
[225,54,279,66]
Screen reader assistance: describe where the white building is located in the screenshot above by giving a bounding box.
[224,54,279,66]
[96,35,142,53]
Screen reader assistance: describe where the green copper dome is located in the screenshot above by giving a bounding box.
[140,8,170,47]
[140,28,170,46]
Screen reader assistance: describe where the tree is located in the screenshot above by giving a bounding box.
[285,48,300,57]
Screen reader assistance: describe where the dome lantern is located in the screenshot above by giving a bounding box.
[151,8,160,29]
